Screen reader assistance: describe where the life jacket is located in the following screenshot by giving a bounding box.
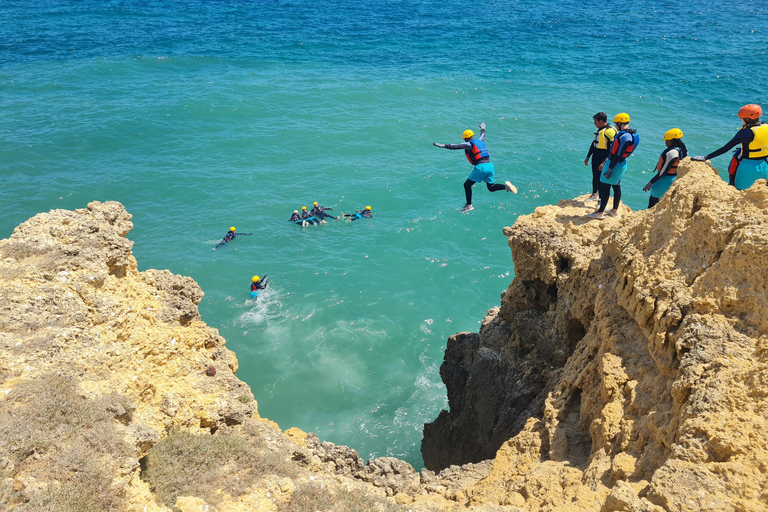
[729,148,742,176]
[251,282,259,291]
[611,131,639,159]
[464,139,490,165]
[657,147,682,177]
[746,124,768,159]
[592,126,616,150]
[224,231,235,241]
[290,214,301,221]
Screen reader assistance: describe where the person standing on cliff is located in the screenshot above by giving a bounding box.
[584,112,617,205]
[691,104,768,190]
[433,122,517,213]
[587,113,640,220]
[643,128,687,208]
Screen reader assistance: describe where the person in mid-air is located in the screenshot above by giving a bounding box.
[433,122,517,213]
[584,112,617,205]
[691,104,768,190]
[342,206,373,221]
[250,275,269,299]
[587,113,640,220]
[310,202,337,221]
[215,226,252,249]
[643,128,687,208]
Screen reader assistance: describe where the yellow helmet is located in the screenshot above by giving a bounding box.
[252,276,260,283]
[365,206,371,210]
[302,206,307,210]
[613,113,630,124]
[462,129,475,140]
[664,128,683,141]
[230,226,236,232]
[313,202,318,206]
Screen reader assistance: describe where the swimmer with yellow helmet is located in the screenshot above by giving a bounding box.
[691,104,768,190]
[299,206,321,226]
[433,122,517,213]
[310,201,338,221]
[250,274,269,298]
[214,226,252,249]
[643,129,688,208]
[342,205,373,221]
[587,113,640,220]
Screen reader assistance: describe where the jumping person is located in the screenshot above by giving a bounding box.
[215,226,252,249]
[342,206,373,221]
[584,112,617,204]
[643,129,687,208]
[588,113,640,220]
[691,104,768,190]
[250,275,269,299]
[433,122,517,213]
[310,202,337,221]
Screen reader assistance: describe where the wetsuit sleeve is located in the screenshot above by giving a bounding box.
[443,142,472,150]
[649,149,679,184]
[586,144,595,160]
[705,129,754,160]
[479,129,485,142]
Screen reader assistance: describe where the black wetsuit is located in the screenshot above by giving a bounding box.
[704,126,759,160]
[311,206,337,220]
[216,230,251,248]
[585,125,616,195]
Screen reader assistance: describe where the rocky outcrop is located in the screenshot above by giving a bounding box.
[3,156,767,512]
[423,159,768,511]
[0,200,489,512]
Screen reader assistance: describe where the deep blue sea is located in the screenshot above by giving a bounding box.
[1,0,764,469]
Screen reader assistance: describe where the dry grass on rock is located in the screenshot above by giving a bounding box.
[140,427,297,508]
[0,373,132,512]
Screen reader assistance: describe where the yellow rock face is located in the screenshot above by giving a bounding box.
[2,160,767,512]
[461,161,768,511]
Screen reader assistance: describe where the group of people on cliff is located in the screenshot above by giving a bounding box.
[432,104,766,218]
[582,104,767,218]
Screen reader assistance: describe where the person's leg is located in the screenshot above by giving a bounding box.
[486,182,506,192]
[611,184,622,211]
[464,179,475,205]
[591,159,602,196]
[648,196,660,208]
[597,181,611,213]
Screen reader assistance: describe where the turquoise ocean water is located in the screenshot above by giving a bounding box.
[1,0,765,469]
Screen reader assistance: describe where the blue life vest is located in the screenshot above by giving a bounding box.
[465,139,490,165]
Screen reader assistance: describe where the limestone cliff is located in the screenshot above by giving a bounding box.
[2,156,767,512]
[423,159,768,511]
[0,201,488,512]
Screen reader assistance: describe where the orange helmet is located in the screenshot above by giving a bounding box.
[738,104,762,120]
